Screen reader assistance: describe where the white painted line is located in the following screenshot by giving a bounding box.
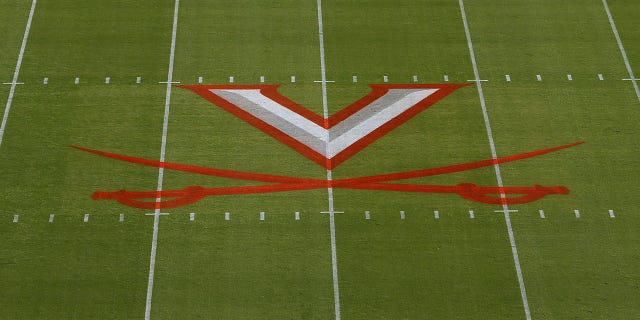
[467,79,488,82]
[352,75,357,83]
[84,214,89,223]
[13,214,19,223]
[413,75,418,82]
[291,75,296,83]
[574,209,580,218]
[321,211,344,214]
[0,0,37,149]
[105,77,110,84]
[365,210,370,220]
[313,80,336,83]
[198,76,203,84]
[506,74,511,82]
[602,0,640,102]
[260,76,265,83]
[539,210,545,219]
[536,74,542,81]
[295,211,300,220]
[225,212,230,221]
[598,74,604,81]
[49,214,54,223]
[383,75,388,83]
[622,78,640,81]
[158,81,180,84]
[495,209,519,213]
[434,210,439,219]
[229,76,234,83]
[444,74,449,82]
[567,74,573,81]
[469,210,475,219]
[400,210,405,220]
[316,1,340,318]
[458,1,530,318]
[2,82,24,85]
[145,212,170,216]
[608,209,615,218]
[43,77,48,84]
[119,213,124,222]
[146,0,180,319]
[136,76,142,84]
[260,211,265,221]
[75,77,80,85]
[190,212,195,221]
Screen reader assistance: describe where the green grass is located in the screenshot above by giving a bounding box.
[0,0,639,319]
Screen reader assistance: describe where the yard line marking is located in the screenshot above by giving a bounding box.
[225,212,230,221]
[198,76,203,84]
[119,213,125,222]
[608,209,615,218]
[295,211,300,220]
[260,76,265,83]
[400,210,405,220]
[469,210,475,219]
[602,0,640,102]
[0,0,37,149]
[536,74,542,81]
[105,77,110,84]
[574,209,580,218]
[145,0,180,319]
[352,75,358,83]
[458,1,531,319]
[365,211,370,220]
[506,74,511,82]
[622,78,640,81]
[136,76,142,84]
[13,214,19,223]
[539,210,545,219]
[260,211,265,221]
[316,0,341,318]
[2,82,24,85]
[291,75,296,83]
[83,214,89,223]
[145,212,170,216]
[75,77,80,85]
[313,80,335,83]
[190,212,195,221]
[413,75,418,82]
[49,214,54,223]
[229,76,234,83]
[434,210,439,219]
[43,77,48,84]
[567,74,573,81]
[598,74,604,81]
[467,79,488,82]
[383,75,388,82]
[158,81,180,84]
[495,209,519,213]
[444,74,449,82]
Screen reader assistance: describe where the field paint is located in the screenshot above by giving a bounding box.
[229,76,234,83]
[13,215,19,223]
[291,75,296,83]
[198,76,203,84]
[43,77,48,84]
[119,213,125,222]
[295,211,300,220]
[608,209,615,218]
[316,0,341,318]
[225,212,230,221]
[539,210,545,219]
[190,212,195,221]
[506,74,511,82]
[458,1,531,319]
[2,82,23,85]
[598,74,604,81]
[469,210,475,219]
[75,77,80,85]
[574,209,580,218]
[352,75,358,83]
[444,74,449,82]
[413,75,418,82]
[536,74,542,81]
[365,211,370,220]
[83,214,89,222]
[434,210,439,219]
[0,0,37,149]
[602,0,640,103]
[136,76,142,84]
[400,210,405,220]
[567,74,573,81]
[260,76,265,83]
[383,75,388,83]
[145,0,180,319]
[260,211,265,221]
[49,214,54,223]
[105,77,110,84]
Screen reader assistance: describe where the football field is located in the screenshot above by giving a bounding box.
[1,0,639,319]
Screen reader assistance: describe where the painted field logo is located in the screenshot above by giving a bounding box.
[72,84,582,209]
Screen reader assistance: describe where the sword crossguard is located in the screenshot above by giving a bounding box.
[456,183,569,205]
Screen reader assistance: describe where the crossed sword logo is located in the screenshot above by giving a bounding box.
[71,84,582,209]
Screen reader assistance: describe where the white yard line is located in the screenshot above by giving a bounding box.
[145,0,180,319]
[457,1,531,319]
[316,0,341,319]
[601,0,640,103]
[0,0,37,149]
